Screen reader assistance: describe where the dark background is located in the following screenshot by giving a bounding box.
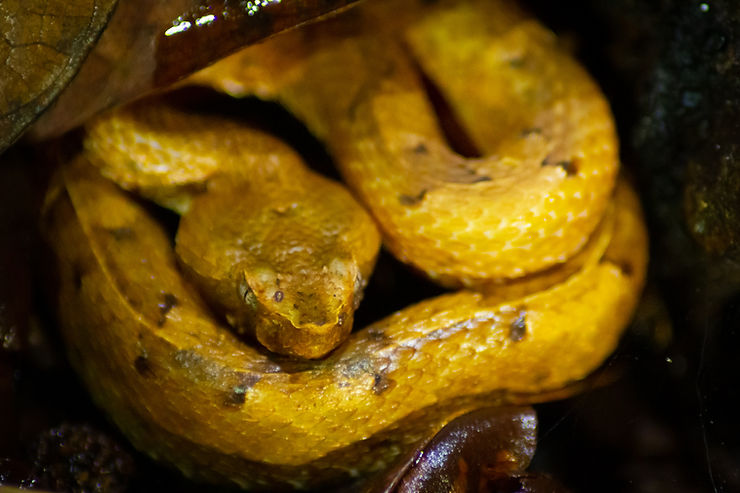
[3,1,740,491]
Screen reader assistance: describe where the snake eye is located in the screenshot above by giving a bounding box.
[238,277,258,310]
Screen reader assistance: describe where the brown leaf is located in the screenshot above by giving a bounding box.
[26,0,365,143]
[363,407,540,493]
[0,0,118,151]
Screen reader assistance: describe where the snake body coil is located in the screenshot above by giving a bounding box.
[42,0,648,489]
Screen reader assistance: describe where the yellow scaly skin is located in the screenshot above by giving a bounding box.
[41,0,649,489]
[43,159,645,489]
[84,103,381,359]
[194,0,619,287]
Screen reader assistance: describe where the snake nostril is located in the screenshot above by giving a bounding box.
[412,143,428,154]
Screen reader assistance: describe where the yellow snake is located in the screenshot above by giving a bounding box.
[41,0,648,489]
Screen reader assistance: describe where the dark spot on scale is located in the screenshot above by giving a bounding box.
[542,157,578,176]
[617,261,634,276]
[444,166,492,185]
[521,127,543,137]
[373,372,384,389]
[107,227,135,241]
[157,293,178,327]
[399,189,427,206]
[509,310,527,342]
[509,57,525,68]
[367,327,393,348]
[532,370,550,384]
[134,355,153,377]
[293,303,299,309]
[373,371,394,395]
[557,160,578,176]
[273,290,284,302]
[225,387,246,406]
[413,143,428,154]
[224,373,261,407]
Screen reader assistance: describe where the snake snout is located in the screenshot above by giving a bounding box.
[247,257,360,359]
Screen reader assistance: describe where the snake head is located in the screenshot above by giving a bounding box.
[241,255,363,359]
[176,174,380,360]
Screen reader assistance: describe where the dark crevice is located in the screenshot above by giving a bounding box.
[407,54,482,159]
[159,86,341,181]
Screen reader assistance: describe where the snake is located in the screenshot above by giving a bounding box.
[41,0,648,490]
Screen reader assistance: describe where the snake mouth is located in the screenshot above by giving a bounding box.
[254,303,354,359]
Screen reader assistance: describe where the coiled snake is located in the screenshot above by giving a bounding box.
[42,0,648,489]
